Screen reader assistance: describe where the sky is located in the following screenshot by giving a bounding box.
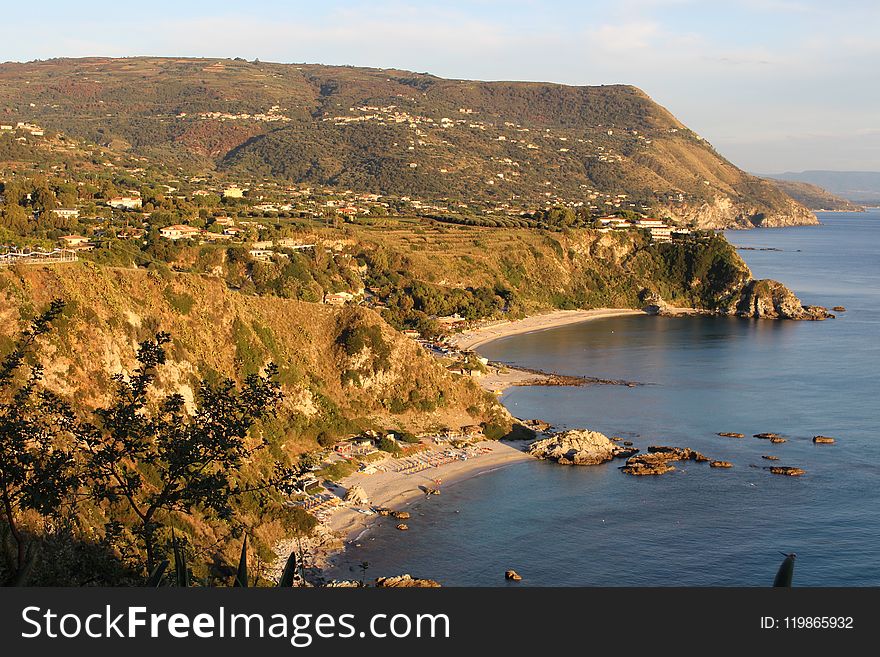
[1,0,877,173]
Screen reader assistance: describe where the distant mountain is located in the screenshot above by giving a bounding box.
[0,57,816,228]
[765,179,863,212]
[764,171,880,204]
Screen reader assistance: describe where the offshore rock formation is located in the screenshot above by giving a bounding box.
[528,429,637,465]
[621,446,711,476]
[731,280,833,320]
[767,466,806,477]
[375,575,441,588]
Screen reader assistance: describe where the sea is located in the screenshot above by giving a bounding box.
[336,210,879,586]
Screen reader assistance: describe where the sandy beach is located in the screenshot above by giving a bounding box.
[286,440,533,582]
[451,308,648,351]
[330,440,531,538]
[275,308,655,583]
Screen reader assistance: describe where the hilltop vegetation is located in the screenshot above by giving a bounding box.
[0,57,815,228]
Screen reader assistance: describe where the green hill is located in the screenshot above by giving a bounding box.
[0,57,814,228]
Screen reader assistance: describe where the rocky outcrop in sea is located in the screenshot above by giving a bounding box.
[732,280,833,320]
[621,446,711,476]
[528,429,637,465]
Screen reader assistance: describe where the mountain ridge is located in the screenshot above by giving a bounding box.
[0,56,815,228]
[762,170,880,204]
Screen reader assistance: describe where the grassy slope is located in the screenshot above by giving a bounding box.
[340,221,753,314]
[0,263,499,445]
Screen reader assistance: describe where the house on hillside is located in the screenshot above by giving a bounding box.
[51,208,80,220]
[324,291,355,306]
[635,219,673,242]
[248,248,275,262]
[116,227,145,240]
[108,196,142,210]
[159,224,201,240]
[276,238,315,251]
[59,235,93,250]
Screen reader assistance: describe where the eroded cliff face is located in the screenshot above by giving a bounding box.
[664,195,819,230]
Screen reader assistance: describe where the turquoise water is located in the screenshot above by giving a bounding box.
[335,211,880,586]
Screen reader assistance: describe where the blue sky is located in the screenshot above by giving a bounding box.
[1,0,877,172]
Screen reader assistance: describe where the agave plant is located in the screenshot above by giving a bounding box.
[146,559,169,587]
[278,551,299,588]
[172,531,190,587]
[143,533,304,587]
[233,536,248,587]
[773,552,796,587]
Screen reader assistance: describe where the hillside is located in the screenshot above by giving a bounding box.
[0,264,501,446]
[765,179,863,211]
[0,57,815,228]
[764,170,880,205]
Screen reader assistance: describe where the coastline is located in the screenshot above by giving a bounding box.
[450,308,648,352]
[277,306,703,582]
[277,440,534,584]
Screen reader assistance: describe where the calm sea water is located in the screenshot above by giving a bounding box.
[338,211,880,586]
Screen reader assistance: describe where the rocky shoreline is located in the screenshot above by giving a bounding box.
[273,422,836,586]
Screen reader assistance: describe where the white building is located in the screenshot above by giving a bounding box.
[159,224,201,240]
[108,196,142,210]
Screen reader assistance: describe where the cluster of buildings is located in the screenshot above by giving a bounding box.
[182,105,292,123]
[597,216,691,242]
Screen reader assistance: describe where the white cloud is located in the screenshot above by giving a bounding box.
[589,22,661,51]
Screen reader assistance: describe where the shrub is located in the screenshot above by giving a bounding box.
[162,287,195,315]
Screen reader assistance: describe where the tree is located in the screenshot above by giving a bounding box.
[0,300,83,585]
[85,333,286,571]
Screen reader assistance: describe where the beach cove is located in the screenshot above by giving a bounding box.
[288,308,656,583]
[306,211,880,586]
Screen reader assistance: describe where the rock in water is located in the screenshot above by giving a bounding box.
[621,446,711,476]
[832,306,846,312]
[762,455,779,461]
[813,435,835,444]
[528,429,631,465]
[392,511,411,519]
[522,419,553,432]
[505,570,523,581]
[732,280,833,320]
[396,523,409,531]
[648,445,710,462]
[770,437,787,444]
[344,484,370,505]
[710,460,733,468]
[754,433,781,439]
[718,432,745,438]
[767,466,806,476]
[375,575,441,588]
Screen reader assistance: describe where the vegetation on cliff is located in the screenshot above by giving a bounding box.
[0,266,505,584]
